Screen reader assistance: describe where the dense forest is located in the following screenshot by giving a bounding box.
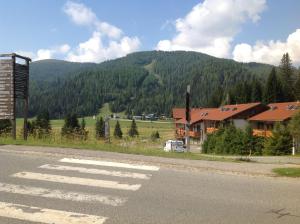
[24,51,300,119]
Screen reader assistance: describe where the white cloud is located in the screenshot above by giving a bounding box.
[18,44,71,61]
[63,1,140,62]
[233,29,300,65]
[63,1,96,26]
[66,32,140,62]
[156,0,266,58]
[63,1,122,39]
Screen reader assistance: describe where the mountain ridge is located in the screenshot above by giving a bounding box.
[27,50,273,118]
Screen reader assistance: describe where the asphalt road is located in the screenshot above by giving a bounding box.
[0,148,299,224]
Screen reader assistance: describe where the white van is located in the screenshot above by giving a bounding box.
[164,140,185,152]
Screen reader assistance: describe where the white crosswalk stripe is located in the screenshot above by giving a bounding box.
[0,157,160,223]
[12,172,142,191]
[0,201,107,224]
[0,182,127,206]
[60,158,160,171]
[39,164,152,179]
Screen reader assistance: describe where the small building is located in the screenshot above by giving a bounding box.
[248,101,300,137]
[173,102,268,144]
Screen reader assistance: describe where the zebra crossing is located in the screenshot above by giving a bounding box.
[0,157,160,223]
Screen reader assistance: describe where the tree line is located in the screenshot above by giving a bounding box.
[24,50,298,119]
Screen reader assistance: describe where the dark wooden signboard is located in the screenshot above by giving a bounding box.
[0,59,14,119]
[0,53,31,139]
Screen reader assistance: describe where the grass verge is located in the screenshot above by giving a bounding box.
[0,137,235,162]
[272,167,300,177]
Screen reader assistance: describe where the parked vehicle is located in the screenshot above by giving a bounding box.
[164,140,185,152]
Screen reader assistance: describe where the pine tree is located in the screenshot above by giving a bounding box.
[34,110,51,138]
[81,118,86,130]
[61,113,79,136]
[263,67,283,104]
[70,114,80,129]
[95,117,105,139]
[279,53,295,101]
[151,131,160,141]
[128,119,139,137]
[264,123,293,155]
[113,120,123,138]
[251,79,262,102]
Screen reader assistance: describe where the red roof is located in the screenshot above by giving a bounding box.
[201,102,262,121]
[248,102,300,122]
[175,102,263,124]
[172,108,185,120]
[175,108,215,124]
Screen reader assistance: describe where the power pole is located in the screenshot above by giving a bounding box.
[105,116,110,143]
[185,85,191,152]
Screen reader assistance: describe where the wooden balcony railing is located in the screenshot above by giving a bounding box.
[253,129,273,137]
[206,127,219,134]
[176,129,200,138]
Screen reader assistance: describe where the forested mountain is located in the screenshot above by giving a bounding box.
[26,51,280,118]
[30,59,96,82]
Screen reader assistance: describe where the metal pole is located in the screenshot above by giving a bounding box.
[185,85,190,152]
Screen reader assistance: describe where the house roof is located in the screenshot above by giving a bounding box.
[175,108,215,124]
[201,102,262,121]
[248,101,300,122]
[172,108,185,120]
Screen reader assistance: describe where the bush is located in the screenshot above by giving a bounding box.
[151,131,160,141]
[202,125,264,156]
[114,121,123,139]
[0,120,12,135]
[95,117,105,139]
[264,123,292,155]
[128,119,139,137]
[61,114,88,140]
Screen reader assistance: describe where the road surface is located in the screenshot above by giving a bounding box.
[0,146,299,224]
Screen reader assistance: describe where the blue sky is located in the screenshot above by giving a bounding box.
[0,0,299,65]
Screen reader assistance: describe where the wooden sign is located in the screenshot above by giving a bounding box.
[0,53,31,139]
[0,59,14,119]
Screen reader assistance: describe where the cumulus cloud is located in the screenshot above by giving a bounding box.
[63,1,140,62]
[63,1,96,26]
[233,29,300,65]
[156,0,266,58]
[17,44,71,61]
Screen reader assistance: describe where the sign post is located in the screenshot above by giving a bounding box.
[0,53,31,140]
[185,85,191,152]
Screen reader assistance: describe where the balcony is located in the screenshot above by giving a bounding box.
[206,127,219,134]
[176,129,201,138]
[253,129,273,137]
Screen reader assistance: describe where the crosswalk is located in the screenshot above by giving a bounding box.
[0,157,160,223]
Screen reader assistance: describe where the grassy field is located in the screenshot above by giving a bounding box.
[272,167,300,177]
[2,105,235,161]
[14,107,175,152]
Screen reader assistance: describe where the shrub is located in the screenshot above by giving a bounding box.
[128,119,139,137]
[95,117,105,139]
[0,119,12,135]
[62,113,88,140]
[264,122,293,155]
[151,131,160,141]
[202,125,264,156]
[114,121,123,139]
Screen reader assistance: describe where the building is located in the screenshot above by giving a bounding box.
[173,102,268,143]
[248,101,300,137]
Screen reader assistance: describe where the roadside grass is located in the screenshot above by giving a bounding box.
[272,167,300,177]
[0,136,235,162]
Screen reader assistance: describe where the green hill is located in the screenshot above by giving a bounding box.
[27,51,273,118]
